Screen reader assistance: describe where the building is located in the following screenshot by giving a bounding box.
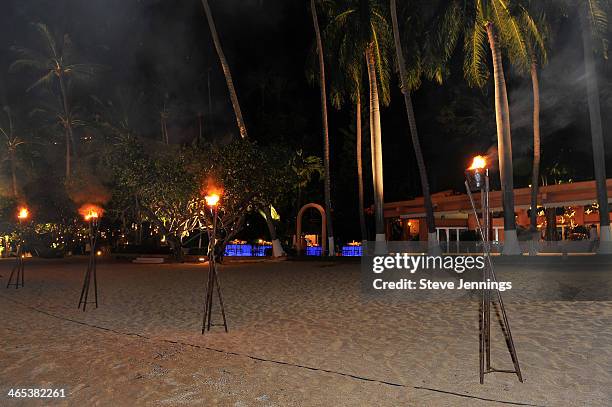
[383,179,612,243]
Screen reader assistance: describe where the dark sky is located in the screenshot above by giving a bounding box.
[1,0,611,240]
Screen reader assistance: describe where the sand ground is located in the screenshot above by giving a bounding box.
[0,258,610,406]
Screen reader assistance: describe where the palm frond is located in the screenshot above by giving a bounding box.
[490,0,529,70]
[586,0,609,58]
[9,57,49,74]
[520,8,548,66]
[463,16,489,88]
[33,22,59,59]
[26,71,55,92]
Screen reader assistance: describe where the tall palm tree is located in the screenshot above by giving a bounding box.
[200,0,248,139]
[327,32,367,241]
[310,0,336,255]
[325,0,393,244]
[0,106,25,197]
[337,79,368,242]
[390,0,438,248]
[577,0,612,250]
[500,3,548,234]
[438,0,534,255]
[10,23,99,179]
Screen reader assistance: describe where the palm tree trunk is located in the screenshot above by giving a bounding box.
[198,113,203,146]
[529,62,541,231]
[64,127,71,178]
[366,44,385,242]
[9,150,18,197]
[201,0,248,139]
[356,85,367,242]
[486,23,520,255]
[164,118,169,144]
[58,73,72,179]
[390,0,437,246]
[579,6,611,248]
[310,0,335,255]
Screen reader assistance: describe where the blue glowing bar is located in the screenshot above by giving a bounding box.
[305,246,322,256]
[341,246,362,256]
[223,244,272,257]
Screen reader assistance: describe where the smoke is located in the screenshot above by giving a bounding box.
[508,16,588,157]
[65,164,111,207]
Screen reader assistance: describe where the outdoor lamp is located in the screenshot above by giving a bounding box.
[17,207,29,220]
[84,209,99,221]
[205,193,220,207]
[466,155,487,191]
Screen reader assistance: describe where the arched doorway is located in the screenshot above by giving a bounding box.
[296,203,326,256]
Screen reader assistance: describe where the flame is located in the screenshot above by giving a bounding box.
[205,193,220,207]
[17,207,29,220]
[468,155,487,170]
[79,204,104,221]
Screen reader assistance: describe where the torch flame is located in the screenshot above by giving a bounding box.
[79,204,104,221]
[205,193,220,207]
[468,155,487,170]
[17,207,29,220]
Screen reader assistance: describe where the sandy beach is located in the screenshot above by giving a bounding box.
[0,258,610,406]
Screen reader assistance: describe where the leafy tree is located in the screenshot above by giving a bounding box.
[105,136,293,260]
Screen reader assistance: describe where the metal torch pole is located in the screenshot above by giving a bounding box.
[466,169,523,384]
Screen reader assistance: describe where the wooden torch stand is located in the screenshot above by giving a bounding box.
[6,243,24,289]
[78,219,99,311]
[465,169,523,384]
[201,206,228,333]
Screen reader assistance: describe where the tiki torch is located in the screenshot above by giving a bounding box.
[464,155,523,384]
[6,206,29,289]
[78,204,103,311]
[202,191,228,333]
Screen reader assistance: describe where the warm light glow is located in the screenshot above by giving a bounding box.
[468,155,487,170]
[17,207,29,220]
[205,193,220,207]
[79,204,104,221]
[96,250,102,256]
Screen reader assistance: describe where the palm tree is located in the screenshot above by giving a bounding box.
[200,0,248,139]
[0,106,25,197]
[10,23,99,179]
[577,0,612,250]
[329,72,367,241]
[390,0,439,248]
[502,4,548,234]
[325,0,393,244]
[310,0,336,255]
[438,0,535,255]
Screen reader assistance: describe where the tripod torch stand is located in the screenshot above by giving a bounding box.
[78,205,101,311]
[7,206,29,289]
[465,156,523,384]
[201,192,228,334]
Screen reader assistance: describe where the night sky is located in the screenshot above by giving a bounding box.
[0,0,610,241]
